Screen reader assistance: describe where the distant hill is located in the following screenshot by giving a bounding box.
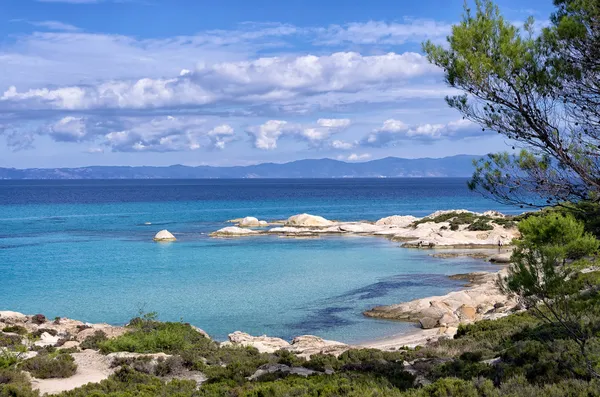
[0,155,481,179]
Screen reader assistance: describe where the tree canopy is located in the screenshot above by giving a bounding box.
[423,0,600,208]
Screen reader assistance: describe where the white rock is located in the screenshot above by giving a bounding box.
[285,214,333,227]
[210,227,259,237]
[0,311,27,323]
[153,230,176,242]
[267,227,317,234]
[239,217,261,227]
[375,215,419,227]
[35,332,60,347]
[227,331,290,353]
[338,223,383,233]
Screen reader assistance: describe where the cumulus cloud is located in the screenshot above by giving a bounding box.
[34,115,237,152]
[330,140,356,150]
[207,124,236,149]
[247,118,351,150]
[0,52,438,112]
[363,118,480,146]
[337,153,372,162]
[45,116,87,142]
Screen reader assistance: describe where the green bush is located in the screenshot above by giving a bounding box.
[80,330,107,350]
[0,369,38,397]
[0,334,21,348]
[467,219,494,231]
[98,321,213,355]
[21,354,77,379]
[1,326,27,336]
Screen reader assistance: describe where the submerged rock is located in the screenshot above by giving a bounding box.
[285,214,333,227]
[153,230,176,242]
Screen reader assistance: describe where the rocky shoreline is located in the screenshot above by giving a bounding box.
[202,210,520,249]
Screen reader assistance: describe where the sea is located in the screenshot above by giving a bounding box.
[0,179,521,343]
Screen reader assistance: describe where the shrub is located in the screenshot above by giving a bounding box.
[80,331,107,350]
[21,354,77,379]
[30,329,58,338]
[0,369,38,397]
[467,219,494,231]
[30,315,46,325]
[0,334,21,348]
[98,321,214,355]
[1,326,27,336]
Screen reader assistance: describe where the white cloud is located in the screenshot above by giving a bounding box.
[330,139,355,150]
[29,21,81,32]
[315,19,452,45]
[45,116,87,142]
[317,118,351,128]
[337,153,371,162]
[0,52,439,111]
[246,120,288,150]
[247,118,352,150]
[85,147,104,153]
[363,118,481,146]
[207,124,235,149]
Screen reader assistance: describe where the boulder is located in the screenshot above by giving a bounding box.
[288,335,349,358]
[455,305,477,321]
[338,223,383,233]
[419,317,438,329]
[248,364,317,380]
[0,311,27,324]
[489,253,512,263]
[285,214,333,227]
[226,331,290,354]
[153,230,176,242]
[438,313,459,327]
[210,227,259,237]
[238,217,267,227]
[375,215,419,227]
[35,332,61,347]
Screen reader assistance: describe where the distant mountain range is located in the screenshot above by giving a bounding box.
[0,155,481,179]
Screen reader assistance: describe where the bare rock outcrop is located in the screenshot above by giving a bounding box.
[153,230,176,242]
[224,332,350,358]
[224,331,291,353]
[238,217,269,227]
[375,215,419,227]
[364,270,518,329]
[210,227,260,237]
[285,214,333,227]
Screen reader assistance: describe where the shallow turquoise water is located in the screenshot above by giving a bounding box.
[0,179,515,343]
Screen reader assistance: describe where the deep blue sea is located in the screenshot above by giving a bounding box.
[0,179,520,343]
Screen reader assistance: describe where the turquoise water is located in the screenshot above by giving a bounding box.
[0,179,516,343]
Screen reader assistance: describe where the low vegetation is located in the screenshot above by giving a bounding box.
[412,211,517,231]
[21,353,77,379]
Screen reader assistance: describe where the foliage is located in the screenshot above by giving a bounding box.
[30,315,46,325]
[0,334,21,348]
[412,211,515,231]
[501,213,600,377]
[424,0,600,209]
[80,330,108,350]
[0,369,39,397]
[21,353,77,379]
[1,326,27,336]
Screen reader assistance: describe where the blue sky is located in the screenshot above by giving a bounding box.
[0,0,553,168]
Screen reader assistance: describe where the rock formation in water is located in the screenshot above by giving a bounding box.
[153,230,176,242]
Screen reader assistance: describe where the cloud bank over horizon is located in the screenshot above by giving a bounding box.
[0,0,546,167]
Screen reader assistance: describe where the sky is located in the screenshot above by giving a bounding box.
[0,0,553,168]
